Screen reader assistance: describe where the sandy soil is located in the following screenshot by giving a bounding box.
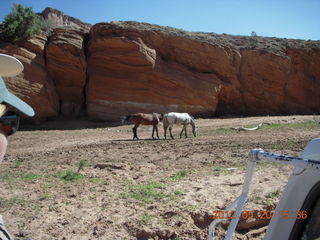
[0,115,319,240]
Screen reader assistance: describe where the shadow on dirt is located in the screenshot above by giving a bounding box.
[20,118,124,131]
[112,138,170,142]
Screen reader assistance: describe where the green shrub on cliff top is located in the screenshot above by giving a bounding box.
[2,4,41,42]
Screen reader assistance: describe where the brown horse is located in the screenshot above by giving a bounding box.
[121,113,163,140]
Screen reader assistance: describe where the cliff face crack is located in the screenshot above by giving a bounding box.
[46,28,87,118]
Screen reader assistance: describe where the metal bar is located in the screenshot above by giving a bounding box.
[251,149,320,170]
[208,197,240,240]
[208,154,258,240]
[224,159,256,240]
[208,148,320,240]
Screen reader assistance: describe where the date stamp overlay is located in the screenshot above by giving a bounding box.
[210,210,308,220]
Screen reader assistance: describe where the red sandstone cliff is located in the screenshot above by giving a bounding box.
[86,22,320,120]
[46,27,87,117]
[0,35,59,122]
[0,13,319,123]
[86,23,222,120]
[39,8,92,32]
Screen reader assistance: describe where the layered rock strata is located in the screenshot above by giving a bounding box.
[0,35,59,122]
[86,23,223,120]
[1,18,319,123]
[46,28,87,117]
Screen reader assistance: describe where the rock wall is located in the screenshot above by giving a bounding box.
[0,20,319,123]
[39,8,92,32]
[86,22,320,120]
[238,51,291,115]
[0,35,59,123]
[87,23,222,121]
[46,28,87,117]
[285,49,320,114]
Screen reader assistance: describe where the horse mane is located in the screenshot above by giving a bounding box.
[187,113,195,121]
[152,112,164,122]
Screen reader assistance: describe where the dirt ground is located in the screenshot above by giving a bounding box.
[0,115,319,240]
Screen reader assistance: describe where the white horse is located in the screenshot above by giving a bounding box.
[163,112,197,139]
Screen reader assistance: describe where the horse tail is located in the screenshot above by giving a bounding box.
[163,114,169,128]
[120,115,132,124]
[152,112,160,123]
[159,113,164,122]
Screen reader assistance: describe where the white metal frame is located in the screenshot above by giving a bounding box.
[208,138,320,240]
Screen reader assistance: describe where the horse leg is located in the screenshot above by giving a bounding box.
[185,125,188,138]
[152,125,156,139]
[132,127,136,140]
[169,126,174,139]
[164,127,167,139]
[155,125,160,139]
[180,126,184,138]
[184,120,189,138]
[132,127,137,140]
[191,121,196,137]
[133,124,140,140]
[163,124,168,139]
